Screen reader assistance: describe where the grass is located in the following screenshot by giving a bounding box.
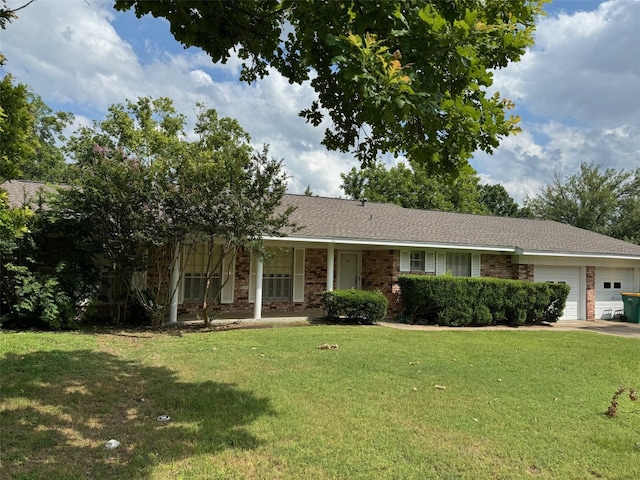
[2,325,640,479]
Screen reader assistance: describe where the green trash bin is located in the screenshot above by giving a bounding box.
[621,292,640,323]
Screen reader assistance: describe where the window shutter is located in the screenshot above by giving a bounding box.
[248,253,256,304]
[436,252,446,275]
[220,250,235,304]
[399,250,410,272]
[471,253,481,277]
[293,248,305,303]
[425,251,435,273]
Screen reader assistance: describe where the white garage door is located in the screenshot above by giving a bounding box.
[595,268,634,319]
[535,266,581,320]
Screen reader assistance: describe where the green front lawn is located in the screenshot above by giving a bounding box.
[2,326,640,479]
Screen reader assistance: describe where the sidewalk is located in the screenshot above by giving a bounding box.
[378,319,640,338]
[175,311,640,338]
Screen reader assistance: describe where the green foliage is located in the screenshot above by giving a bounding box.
[0,199,100,330]
[398,275,570,326]
[0,74,73,182]
[115,0,545,173]
[321,289,388,324]
[62,96,295,326]
[340,161,486,213]
[3,263,77,329]
[0,189,32,252]
[524,162,640,243]
[478,183,529,217]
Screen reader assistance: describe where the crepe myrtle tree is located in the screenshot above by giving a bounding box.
[164,105,297,326]
[62,97,186,325]
[115,0,545,175]
[64,97,295,326]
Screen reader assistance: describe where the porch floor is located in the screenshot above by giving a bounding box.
[175,309,325,326]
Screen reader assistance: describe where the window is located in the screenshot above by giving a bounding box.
[614,282,621,289]
[410,251,425,271]
[182,243,222,304]
[97,265,114,303]
[183,274,221,303]
[604,282,611,289]
[263,248,293,301]
[446,252,471,277]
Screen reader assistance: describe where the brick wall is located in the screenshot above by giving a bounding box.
[146,246,543,319]
[362,250,401,313]
[305,248,329,308]
[481,254,535,281]
[514,263,535,281]
[481,254,514,279]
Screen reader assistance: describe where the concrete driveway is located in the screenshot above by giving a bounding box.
[378,319,640,339]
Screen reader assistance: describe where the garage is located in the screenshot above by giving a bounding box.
[534,266,581,320]
[595,268,634,319]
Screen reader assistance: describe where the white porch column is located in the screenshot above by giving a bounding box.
[253,256,264,319]
[326,243,335,291]
[168,241,180,324]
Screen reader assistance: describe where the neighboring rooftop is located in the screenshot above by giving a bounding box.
[1,180,66,209]
[279,195,640,259]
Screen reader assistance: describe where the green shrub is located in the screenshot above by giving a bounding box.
[321,289,388,324]
[398,275,570,327]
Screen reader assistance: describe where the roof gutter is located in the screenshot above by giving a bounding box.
[519,250,640,261]
[262,235,518,253]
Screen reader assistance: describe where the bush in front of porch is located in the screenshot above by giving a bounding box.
[321,289,388,324]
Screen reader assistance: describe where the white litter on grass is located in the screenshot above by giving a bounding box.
[157,415,171,422]
[104,439,121,450]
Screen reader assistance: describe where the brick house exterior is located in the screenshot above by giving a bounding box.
[4,181,640,322]
[168,194,640,322]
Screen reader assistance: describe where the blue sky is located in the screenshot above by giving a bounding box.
[2,0,639,203]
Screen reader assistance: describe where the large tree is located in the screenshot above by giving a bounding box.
[478,183,528,217]
[524,162,640,242]
[340,161,486,213]
[0,74,73,182]
[162,104,295,325]
[63,97,295,326]
[115,0,544,173]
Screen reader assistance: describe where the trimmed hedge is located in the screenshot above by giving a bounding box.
[398,275,570,327]
[321,289,388,324]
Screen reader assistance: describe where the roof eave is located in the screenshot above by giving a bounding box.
[263,235,517,253]
[520,250,640,261]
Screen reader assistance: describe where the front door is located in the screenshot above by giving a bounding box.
[338,252,361,290]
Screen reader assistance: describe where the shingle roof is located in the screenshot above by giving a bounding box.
[279,195,640,259]
[1,180,64,208]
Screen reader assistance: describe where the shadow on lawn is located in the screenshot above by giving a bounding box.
[0,349,274,479]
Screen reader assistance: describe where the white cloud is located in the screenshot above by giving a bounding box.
[4,0,638,206]
[189,69,213,87]
[1,0,360,196]
[475,0,640,204]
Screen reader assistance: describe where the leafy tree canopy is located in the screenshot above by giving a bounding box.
[115,0,545,173]
[62,96,295,325]
[524,162,640,243]
[340,161,486,214]
[478,183,528,217]
[0,74,73,182]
